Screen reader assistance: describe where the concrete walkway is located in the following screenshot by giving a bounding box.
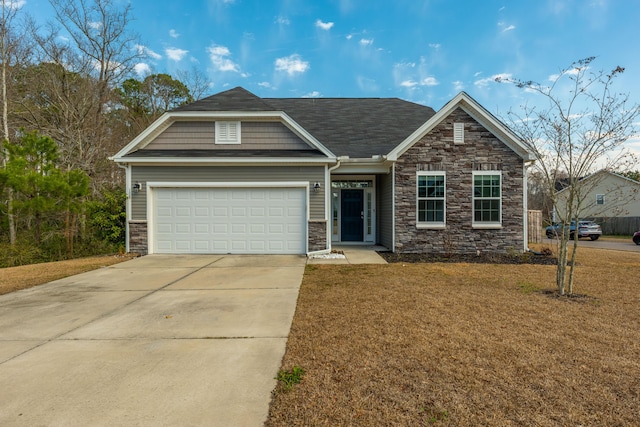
[0,254,306,426]
[307,245,388,265]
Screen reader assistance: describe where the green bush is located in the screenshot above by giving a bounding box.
[87,187,127,247]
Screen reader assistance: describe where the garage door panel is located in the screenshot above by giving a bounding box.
[194,224,209,233]
[175,207,191,217]
[153,187,306,254]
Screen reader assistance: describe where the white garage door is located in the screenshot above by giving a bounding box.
[152,187,306,254]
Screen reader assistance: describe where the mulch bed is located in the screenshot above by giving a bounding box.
[378,251,557,265]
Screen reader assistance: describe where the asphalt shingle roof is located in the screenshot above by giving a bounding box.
[173,87,436,158]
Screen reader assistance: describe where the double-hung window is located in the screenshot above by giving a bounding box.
[417,172,445,228]
[473,171,502,227]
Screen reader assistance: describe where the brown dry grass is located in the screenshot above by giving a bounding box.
[0,255,136,295]
[267,248,640,426]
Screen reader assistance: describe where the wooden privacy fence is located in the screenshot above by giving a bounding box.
[528,210,542,243]
[588,217,640,235]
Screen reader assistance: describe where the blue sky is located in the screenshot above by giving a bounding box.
[22,0,640,158]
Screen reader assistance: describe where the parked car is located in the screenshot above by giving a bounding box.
[545,221,602,240]
[633,230,640,245]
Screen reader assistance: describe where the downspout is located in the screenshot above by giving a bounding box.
[391,162,396,253]
[308,158,341,256]
[116,162,131,253]
[325,159,343,249]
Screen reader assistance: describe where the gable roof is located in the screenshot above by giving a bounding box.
[112,87,533,163]
[388,91,534,161]
[556,170,640,195]
[174,87,436,158]
[174,86,277,112]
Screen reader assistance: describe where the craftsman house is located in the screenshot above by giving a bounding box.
[111,87,534,255]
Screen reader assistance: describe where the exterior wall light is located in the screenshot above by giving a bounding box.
[313,182,321,192]
[133,182,141,193]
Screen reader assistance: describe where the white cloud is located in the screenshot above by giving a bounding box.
[88,21,102,30]
[315,19,334,30]
[346,34,353,40]
[452,80,465,92]
[549,67,584,82]
[360,38,374,46]
[275,16,290,25]
[169,29,180,38]
[400,77,439,88]
[275,54,309,76]
[498,21,516,32]
[475,73,512,87]
[134,63,151,76]
[135,44,162,60]
[5,0,26,9]
[207,44,240,72]
[420,77,439,86]
[258,82,271,88]
[356,76,378,92]
[302,91,321,98]
[428,43,441,49]
[165,47,188,61]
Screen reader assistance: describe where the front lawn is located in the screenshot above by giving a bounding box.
[0,255,136,295]
[267,248,640,426]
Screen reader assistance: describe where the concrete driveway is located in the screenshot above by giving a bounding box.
[0,254,306,426]
[541,237,640,253]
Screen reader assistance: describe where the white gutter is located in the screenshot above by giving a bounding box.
[116,163,131,253]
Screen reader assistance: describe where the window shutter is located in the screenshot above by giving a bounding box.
[454,123,464,144]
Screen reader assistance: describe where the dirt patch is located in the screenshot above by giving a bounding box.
[267,248,640,426]
[0,254,138,295]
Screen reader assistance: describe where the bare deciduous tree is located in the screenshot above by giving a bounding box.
[1,0,33,244]
[498,57,639,295]
[23,0,143,191]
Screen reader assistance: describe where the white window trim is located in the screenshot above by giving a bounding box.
[215,121,241,144]
[472,171,502,229]
[416,171,446,229]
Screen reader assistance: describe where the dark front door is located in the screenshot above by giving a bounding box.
[341,189,364,241]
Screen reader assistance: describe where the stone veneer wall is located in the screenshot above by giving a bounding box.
[308,220,327,252]
[129,221,148,255]
[395,108,525,254]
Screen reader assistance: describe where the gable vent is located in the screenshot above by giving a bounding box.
[453,122,464,144]
[216,121,241,144]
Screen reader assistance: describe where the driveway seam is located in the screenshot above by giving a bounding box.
[0,262,219,365]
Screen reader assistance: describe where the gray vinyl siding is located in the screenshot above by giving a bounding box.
[377,172,394,250]
[144,121,311,150]
[130,165,325,220]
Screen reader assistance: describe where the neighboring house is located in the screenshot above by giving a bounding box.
[554,170,640,234]
[111,87,534,255]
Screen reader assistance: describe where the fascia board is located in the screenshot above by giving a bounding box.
[115,157,335,166]
[110,112,173,160]
[387,92,535,162]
